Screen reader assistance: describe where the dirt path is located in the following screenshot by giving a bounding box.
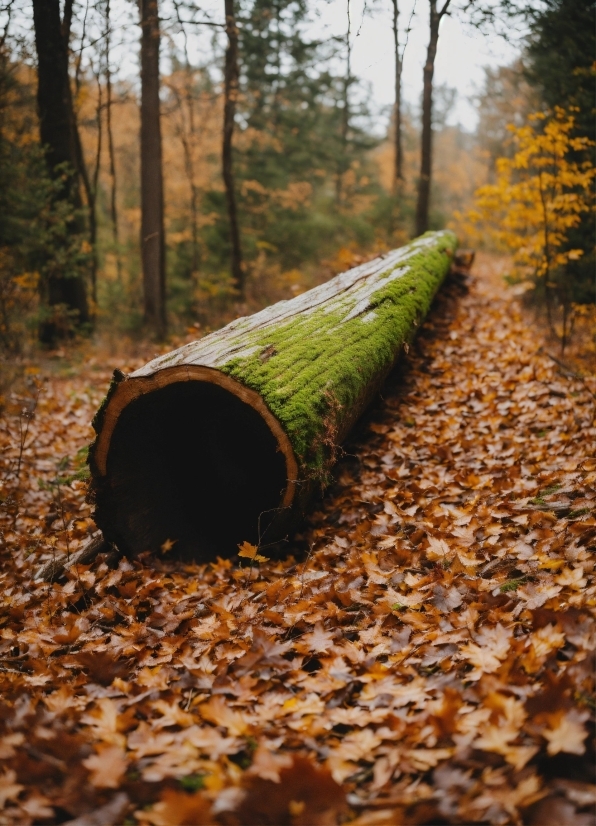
[0,256,594,825]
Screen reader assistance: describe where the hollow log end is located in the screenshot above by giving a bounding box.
[87,366,298,562]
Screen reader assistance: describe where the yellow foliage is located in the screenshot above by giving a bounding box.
[461,108,595,280]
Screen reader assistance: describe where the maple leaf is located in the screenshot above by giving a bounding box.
[298,622,336,654]
[0,770,24,809]
[198,695,250,736]
[542,710,589,756]
[237,756,347,826]
[474,723,518,754]
[127,722,177,759]
[280,693,326,718]
[516,581,562,610]
[0,732,24,760]
[160,538,177,554]
[80,697,127,746]
[531,623,565,658]
[556,566,587,589]
[238,540,269,563]
[426,536,451,561]
[138,788,213,826]
[19,793,54,821]
[74,650,132,686]
[231,628,293,676]
[184,725,242,759]
[83,745,128,788]
[151,699,196,730]
[44,685,84,715]
[433,583,463,612]
[404,748,454,772]
[246,744,293,782]
[461,645,494,676]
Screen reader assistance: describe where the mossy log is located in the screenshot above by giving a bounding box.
[89,230,457,559]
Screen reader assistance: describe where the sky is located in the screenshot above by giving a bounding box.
[318,0,524,131]
[167,0,525,133]
[0,0,523,135]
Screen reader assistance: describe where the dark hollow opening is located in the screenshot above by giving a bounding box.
[103,381,289,560]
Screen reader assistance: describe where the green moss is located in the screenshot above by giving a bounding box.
[220,230,456,479]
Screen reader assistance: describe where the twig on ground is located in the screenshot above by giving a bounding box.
[34,531,118,583]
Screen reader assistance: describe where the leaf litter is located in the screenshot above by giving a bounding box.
[0,254,594,825]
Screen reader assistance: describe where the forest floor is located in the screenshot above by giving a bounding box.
[0,256,595,826]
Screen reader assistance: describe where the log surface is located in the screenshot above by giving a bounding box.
[89,230,456,557]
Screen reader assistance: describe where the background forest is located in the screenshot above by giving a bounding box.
[0,0,594,363]
[0,3,595,822]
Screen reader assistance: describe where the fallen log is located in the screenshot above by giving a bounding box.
[89,230,457,560]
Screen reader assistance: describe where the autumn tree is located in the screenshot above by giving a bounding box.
[474,60,536,175]
[31,0,90,342]
[228,0,379,273]
[524,0,596,303]
[466,108,595,349]
[0,16,45,353]
[140,0,166,337]
[414,0,451,237]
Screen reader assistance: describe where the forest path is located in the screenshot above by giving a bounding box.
[0,256,594,825]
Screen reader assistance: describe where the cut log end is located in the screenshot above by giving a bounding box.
[90,366,298,559]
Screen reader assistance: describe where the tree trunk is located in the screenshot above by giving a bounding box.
[336,0,352,205]
[415,0,450,237]
[31,0,89,340]
[89,230,457,561]
[105,0,121,281]
[392,0,403,188]
[223,0,244,295]
[140,0,166,337]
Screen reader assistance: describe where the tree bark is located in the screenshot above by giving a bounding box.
[31,0,89,339]
[140,0,166,337]
[105,0,121,281]
[336,0,352,205]
[89,230,457,561]
[223,0,244,295]
[168,4,200,274]
[392,0,403,189]
[415,0,450,237]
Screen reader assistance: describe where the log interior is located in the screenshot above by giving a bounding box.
[102,380,290,558]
